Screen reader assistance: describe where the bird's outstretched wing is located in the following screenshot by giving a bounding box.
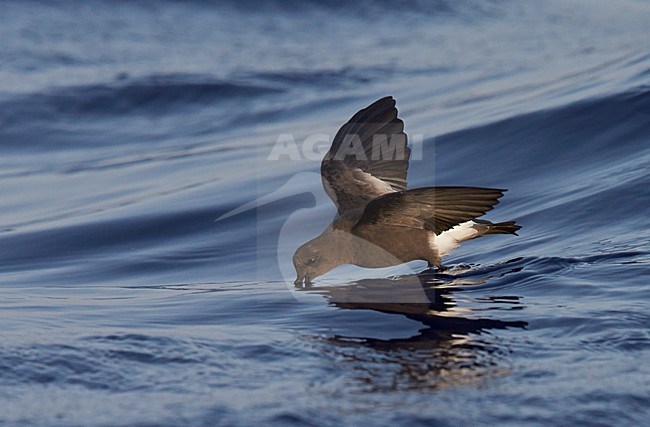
[321,96,410,219]
[353,187,506,236]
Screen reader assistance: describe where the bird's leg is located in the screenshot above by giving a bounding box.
[427,260,448,272]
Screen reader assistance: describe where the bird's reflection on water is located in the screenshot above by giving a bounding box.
[296,264,528,391]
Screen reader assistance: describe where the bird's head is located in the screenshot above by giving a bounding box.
[292,238,340,286]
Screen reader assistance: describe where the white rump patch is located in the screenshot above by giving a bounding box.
[429,221,479,257]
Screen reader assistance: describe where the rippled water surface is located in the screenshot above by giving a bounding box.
[1,0,649,425]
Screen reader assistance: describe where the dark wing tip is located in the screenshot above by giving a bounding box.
[365,96,396,112]
[376,95,395,102]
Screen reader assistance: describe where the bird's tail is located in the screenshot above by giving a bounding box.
[472,219,521,236]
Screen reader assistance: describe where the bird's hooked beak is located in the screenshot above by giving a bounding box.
[293,275,312,287]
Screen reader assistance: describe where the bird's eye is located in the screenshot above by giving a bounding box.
[308,257,317,264]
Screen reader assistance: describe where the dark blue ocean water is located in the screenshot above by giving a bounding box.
[1,0,649,425]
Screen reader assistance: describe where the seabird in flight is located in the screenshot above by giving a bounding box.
[293,96,520,285]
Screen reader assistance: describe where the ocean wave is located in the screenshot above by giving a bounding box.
[431,86,650,186]
[165,0,460,16]
[245,66,393,87]
[0,73,283,122]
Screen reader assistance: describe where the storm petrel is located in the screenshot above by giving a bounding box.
[293,96,520,285]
